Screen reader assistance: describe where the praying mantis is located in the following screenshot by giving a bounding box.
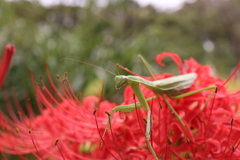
[102,55,217,160]
[64,55,218,159]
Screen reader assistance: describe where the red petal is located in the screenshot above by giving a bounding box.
[155,52,184,74]
[0,44,15,88]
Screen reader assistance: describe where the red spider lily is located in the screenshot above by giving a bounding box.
[0,66,117,160]
[0,44,15,88]
[99,52,240,159]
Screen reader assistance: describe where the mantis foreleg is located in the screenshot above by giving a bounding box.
[101,96,158,153]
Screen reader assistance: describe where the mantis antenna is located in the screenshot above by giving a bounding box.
[108,61,120,75]
[60,58,117,76]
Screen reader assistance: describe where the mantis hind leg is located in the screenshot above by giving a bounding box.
[167,85,218,139]
[169,85,218,112]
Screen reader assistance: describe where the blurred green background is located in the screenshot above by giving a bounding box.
[0,0,240,113]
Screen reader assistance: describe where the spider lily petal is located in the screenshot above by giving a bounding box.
[0,44,15,89]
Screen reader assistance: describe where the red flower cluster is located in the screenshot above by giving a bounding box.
[0,67,117,159]
[102,52,240,159]
[0,51,239,160]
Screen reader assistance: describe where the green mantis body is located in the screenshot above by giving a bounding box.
[105,56,217,160]
[114,73,197,122]
[115,73,197,96]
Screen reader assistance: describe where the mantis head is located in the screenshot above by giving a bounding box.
[115,75,128,89]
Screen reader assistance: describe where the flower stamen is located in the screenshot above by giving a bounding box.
[106,111,124,160]
[29,129,43,160]
[55,138,66,160]
[93,109,118,160]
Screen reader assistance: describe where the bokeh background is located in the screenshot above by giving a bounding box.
[0,0,240,124]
